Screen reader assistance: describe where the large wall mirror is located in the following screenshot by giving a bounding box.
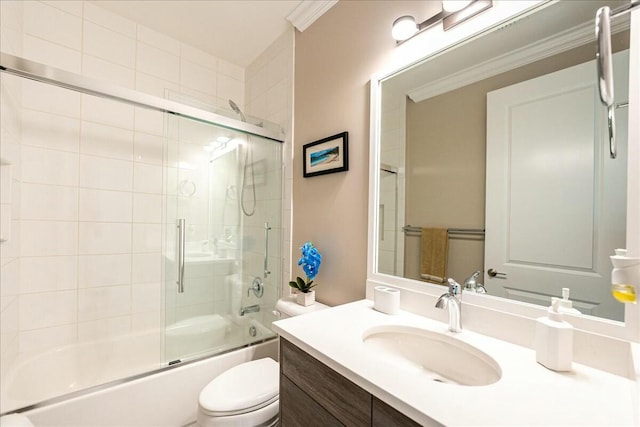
[372,0,636,327]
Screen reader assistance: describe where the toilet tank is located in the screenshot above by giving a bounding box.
[274,296,329,319]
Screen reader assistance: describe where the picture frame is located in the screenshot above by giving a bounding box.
[302,132,349,178]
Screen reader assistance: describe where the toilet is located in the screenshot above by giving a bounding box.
[196,297,329,427]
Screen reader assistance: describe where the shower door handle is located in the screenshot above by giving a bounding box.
[176,219,186,293]
[264,222,272,278]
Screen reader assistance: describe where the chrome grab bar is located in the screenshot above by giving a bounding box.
[264,222,272,278]
[176,219,186,293]
[595,0,639,159]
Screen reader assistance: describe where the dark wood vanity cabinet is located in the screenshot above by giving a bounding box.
[279,338,421,427]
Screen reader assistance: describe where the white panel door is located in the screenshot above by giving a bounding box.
[485,51,628,321]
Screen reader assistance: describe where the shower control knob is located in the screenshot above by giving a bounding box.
[272,310,281,318]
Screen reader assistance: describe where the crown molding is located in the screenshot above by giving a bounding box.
[287,0,338,32]
[408,18,629,103]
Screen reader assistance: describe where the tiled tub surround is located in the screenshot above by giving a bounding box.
[0,0,294,413]
[273,301,640,426]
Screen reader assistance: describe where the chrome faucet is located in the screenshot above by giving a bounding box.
[435,278,462,332]
[463,270,487,294]
[239,304,260,316]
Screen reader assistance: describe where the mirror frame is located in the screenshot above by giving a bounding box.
[367,1,639,342]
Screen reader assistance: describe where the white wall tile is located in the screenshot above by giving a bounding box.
[21,79,81,118]
[78,222,131,255]
[21,183,78,221]
[81,121,134,161]
[20,290,77,330]
[134,133,164,165]
[218,59,244,81]
[135,72,179,99]
[132,224,162,253]
[82,54,135,89]
[21,256,78,293]
[133,193,162,223]
[19,324,76,354]
[78,316,130,341]
[180,43,217,71]
[1,258,20,311]
[22,109,80,152]
[41,1,83,17]
[83,2,136,38]
[180,59,216,96]
[20,220,78,256]
[136,43,179,83]
[79,155,133,191]
[83,21,136,68]
[0,26,23,57]
[134,107,165,137]
[0,1,24,32]
[24,1,82,50]
[133,163,163,194]
[132,282,161,314]
[217,75,244,109]
[81,94,134,129]
[131,311,162,333]
[79,254,132,288]
[23,34,81,73]
[132,253,161,284]
[137,25,180,56]
[177,87,217,112]
[78,285,130,321]
[79,188,132,222]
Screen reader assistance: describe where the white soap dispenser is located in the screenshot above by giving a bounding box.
[535,298,573,372]
[557,288,581,315]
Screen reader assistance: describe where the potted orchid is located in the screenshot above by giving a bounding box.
[289,242,322,306]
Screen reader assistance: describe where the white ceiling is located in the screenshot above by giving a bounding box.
[91,0,303,68]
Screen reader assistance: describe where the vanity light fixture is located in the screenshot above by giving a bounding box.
[392,0,492,42]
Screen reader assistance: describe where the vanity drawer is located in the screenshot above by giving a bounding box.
[280,338,371,426]
[372,396,422,427]
[280,375,342,426]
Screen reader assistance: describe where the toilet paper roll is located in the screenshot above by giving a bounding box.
[373,286,400,315]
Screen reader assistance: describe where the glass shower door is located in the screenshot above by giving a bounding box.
[164,113,281,364]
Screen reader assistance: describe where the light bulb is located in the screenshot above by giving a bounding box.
[442,0,473,13]
[392,15,418,41]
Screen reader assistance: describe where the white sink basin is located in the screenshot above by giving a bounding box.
[362,325,501,386]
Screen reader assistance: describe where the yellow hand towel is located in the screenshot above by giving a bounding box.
[420,228,448,284]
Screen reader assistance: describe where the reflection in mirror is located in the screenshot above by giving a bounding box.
[376,1,630,321]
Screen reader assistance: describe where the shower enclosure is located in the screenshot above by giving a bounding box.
[0,53,283,413]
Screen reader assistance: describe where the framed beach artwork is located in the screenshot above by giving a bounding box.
[302,132,349,178]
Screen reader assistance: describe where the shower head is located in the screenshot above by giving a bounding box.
[228,99,246,122]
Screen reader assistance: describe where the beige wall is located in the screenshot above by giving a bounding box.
[293,1,629,306]
[293,1,438,306]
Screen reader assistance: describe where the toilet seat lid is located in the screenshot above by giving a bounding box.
[199,358,279,415]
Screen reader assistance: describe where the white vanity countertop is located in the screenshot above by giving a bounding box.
[272,300,639,426]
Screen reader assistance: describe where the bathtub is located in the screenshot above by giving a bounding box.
[1,317,277,425]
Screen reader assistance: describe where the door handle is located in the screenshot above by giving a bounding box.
[487,268,507,278]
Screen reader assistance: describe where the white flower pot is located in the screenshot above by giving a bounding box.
[296,290,316,306]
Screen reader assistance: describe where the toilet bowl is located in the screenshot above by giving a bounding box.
[196,297,329,427]
[196,358,279,427]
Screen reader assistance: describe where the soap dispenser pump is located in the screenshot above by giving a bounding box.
[557,288,581,315]
[535,298,573,372]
